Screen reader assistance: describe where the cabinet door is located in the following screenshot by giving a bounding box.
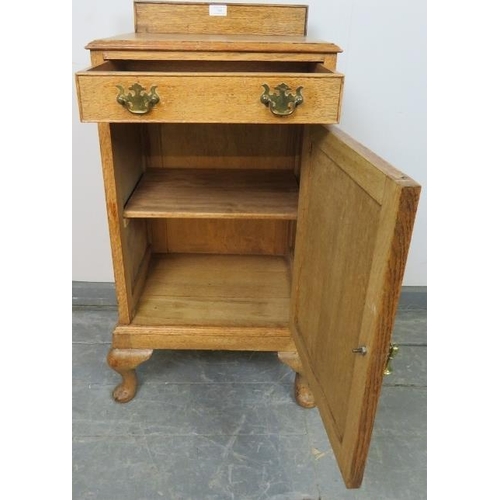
[290,125,420,488]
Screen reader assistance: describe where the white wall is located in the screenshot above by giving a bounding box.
[73,0,426,285]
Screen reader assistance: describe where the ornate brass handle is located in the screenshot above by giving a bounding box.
[260,83,303,116]
[116,83,160,115]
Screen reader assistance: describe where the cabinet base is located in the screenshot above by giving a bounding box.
[106,347,315,408]
[112,323,295,351]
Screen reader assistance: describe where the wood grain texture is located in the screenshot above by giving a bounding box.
[124,169,298,219]
[86,34,342,54]
[278,352,316,408]
[112,324,294,351]
[130,244,152,308]
[145,123,302,170]
[90,51,106,66]
[343,179,420,487]
[109,125,149,315]
[92,123,150,323]
[132,253,291,327]
[76,65,343,124]
[290,125,420,488]
[102,51,335,64]
[109,124,144,207]
[149,219,289,255]
[294,137,381,436]
[309,126,405,204]
[107,348,153,402]
[134,2,308,36]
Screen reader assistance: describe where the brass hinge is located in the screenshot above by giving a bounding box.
[384,343,399,375]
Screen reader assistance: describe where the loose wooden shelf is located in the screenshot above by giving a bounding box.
[124,169,299,219]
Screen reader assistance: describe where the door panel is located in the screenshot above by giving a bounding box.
[291,125,420,488]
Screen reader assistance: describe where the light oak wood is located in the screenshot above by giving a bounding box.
[108,124,150,317]
[309,126,401,205]
[124,169,298,219]
[145,123,302,170]
[109,124,145,206]
[90,51,106,66]
[278,352,316,408]
[76,62,343,124]
[107,348,153,402]
[97,124,149,323]
[149,219,289,255]
[86,33,342,54]
[132,253,291,327]
[134,1,308,36]
[97,123,131,322]
[76,2,421,489]
[112,325,294,351]
[130,244,152,309]
[290,125,420,488]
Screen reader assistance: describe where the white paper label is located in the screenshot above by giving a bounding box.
[209,5,227,16]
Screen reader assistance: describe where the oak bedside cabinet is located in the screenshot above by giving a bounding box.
[75,1,420,488]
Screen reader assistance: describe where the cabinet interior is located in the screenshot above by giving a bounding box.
[110,123,304,327]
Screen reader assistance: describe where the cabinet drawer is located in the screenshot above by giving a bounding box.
[76,61,343,124]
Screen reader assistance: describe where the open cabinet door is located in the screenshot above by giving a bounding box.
[291,125,421,488]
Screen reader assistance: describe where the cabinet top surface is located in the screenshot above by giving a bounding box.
[86,33,342,53]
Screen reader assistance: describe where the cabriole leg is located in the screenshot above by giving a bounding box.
[278,351,316,408]
[107,348,153,403]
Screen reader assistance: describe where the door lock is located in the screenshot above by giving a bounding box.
[384,343,399,375]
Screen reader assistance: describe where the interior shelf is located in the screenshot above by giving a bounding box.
[132,253,291,327]
[124,169,299,219]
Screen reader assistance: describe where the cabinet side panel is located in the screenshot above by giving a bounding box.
[109,124,145,207]
[104,124,149,320]
[149,219,288,255]
[145,124,301,170]
[134,3,307,36]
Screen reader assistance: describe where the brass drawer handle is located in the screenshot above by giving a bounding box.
[260,83,303,116]
[116,83,160,115]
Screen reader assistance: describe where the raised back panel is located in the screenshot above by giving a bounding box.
[134,1,308,35]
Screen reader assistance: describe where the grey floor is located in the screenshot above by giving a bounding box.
[73,304,426,500]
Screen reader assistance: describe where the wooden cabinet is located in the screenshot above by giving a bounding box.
[75,1,420,489]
